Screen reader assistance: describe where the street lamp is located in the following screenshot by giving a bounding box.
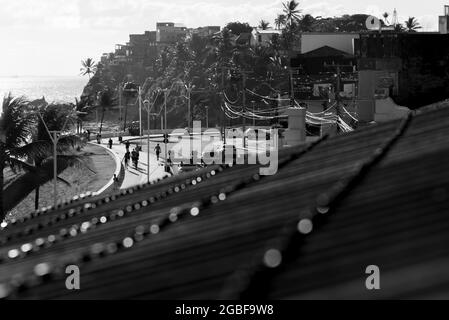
[35,109,76,208]
[143,99,151,184]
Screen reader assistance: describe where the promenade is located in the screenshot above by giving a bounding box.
[100,136,168,189]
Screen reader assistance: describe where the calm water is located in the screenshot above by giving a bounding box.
[0,76,87,104]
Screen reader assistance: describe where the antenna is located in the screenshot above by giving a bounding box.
[392,8,399,27]
[366,16,381,31]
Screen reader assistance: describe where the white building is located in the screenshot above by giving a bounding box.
[250,28,282,47]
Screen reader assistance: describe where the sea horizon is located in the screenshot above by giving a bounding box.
[0,75,88,104]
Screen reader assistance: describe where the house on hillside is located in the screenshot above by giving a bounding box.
[250,28,282,47]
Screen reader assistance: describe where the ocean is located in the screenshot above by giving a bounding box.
[0,76,88,104]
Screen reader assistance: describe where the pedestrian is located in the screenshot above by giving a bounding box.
[86,130,91,141]
[125,140,130,152]
[124,151,130,168]
[154,143,161,161]
[113,174,120,190]
[118,135,123,143]
[131,148,138,169]
[108,138,113,149]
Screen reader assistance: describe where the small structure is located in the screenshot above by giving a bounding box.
[250,28,282,47]
[284,107,306,146]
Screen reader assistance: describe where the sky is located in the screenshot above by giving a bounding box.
[0,0,447,77]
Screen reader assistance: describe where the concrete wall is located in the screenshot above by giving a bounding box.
[300,33,360,54]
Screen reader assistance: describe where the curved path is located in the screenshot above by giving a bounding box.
[99,137,168,189]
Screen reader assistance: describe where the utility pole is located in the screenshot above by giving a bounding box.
[335,65,342,133]
[221,66,226,144]
[242,71,247,149]
[118,85,122,121]
[289,68,295,107]
[139,86,142,146]
[164,89,167,132]
[186,83,192,130]
[251,100,256,127]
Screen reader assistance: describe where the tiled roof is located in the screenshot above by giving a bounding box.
[1,102,449,299]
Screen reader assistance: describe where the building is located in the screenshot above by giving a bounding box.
[128,31,158,67]
[298,32,360,55]
[439,5,449,34]
[354,32,449,119]
[192,26,221,38]
[156,22,188,43]
[250,28,282,47]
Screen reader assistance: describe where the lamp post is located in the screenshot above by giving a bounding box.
[205,105,209,128]
[143,100,151,184]
[35,110,74,208]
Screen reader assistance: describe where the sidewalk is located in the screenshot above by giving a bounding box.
[100,137,168,189]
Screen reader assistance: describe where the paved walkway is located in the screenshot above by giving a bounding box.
[99,137,168,189]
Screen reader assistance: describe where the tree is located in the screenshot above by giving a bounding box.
[259,20,270,30]
[225,22,253,36]
[299,14,316,32]
[282,0,301,27]
[31,104,86,210]
[97,87,114,136]
[0,94,50,220]
[405,17,422,32]
[383,12,389,25]
[275,14,287,30]
[80,58,97,79]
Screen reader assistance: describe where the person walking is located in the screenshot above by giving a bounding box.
[108,138,113,149]
[154,143,161,161]
[125,140,130,152]
[124,151,130,168]
[112,174,120,191]
[131,148,138,169]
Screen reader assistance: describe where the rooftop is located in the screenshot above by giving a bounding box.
[1,101,449,299]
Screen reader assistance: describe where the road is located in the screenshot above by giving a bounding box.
[100,136,168,189]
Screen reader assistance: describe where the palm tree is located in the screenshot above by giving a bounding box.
[259,20,270,30]
[405,17,422,32]
[98,87,113,136]
[282,0,301,27]
[31,104,86,210]
[80,58,97,79]
[0,94,50,220]
[275,14,287,30]
[383,12,390,25]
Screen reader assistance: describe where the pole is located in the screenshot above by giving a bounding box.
[188,85,191,129]
[289,69,295,107]
[139,86,142,146]
[221,67,226,144]
[119,85,122,121]
[164,90,167,132]
[252,101,256,127]
[53,131,58,208]
[242,72,246,148]
[164,90,168,162]
[147,105,150,184]
[335,66,341,133]
[206,106,209,128]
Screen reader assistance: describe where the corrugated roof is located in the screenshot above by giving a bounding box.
[1,102,449,299]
